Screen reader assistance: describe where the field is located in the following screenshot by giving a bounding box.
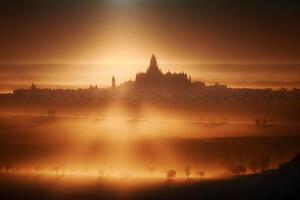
[1,115,300,177]
[0,115,300,199]
[0,169,299,200]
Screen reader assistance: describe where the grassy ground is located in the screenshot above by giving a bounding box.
[0,170,299,200]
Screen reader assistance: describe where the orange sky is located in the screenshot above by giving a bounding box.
[0,0,300,92]
[0,0,300,65]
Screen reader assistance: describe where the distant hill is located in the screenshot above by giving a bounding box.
[131,153,300,200]
[1,152,299,200]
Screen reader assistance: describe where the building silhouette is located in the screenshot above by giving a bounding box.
[135,54,192,89]
[112,76,116,89]
[146,54,163,76]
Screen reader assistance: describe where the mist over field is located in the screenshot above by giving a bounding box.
[1,115,299,179]
[1,63,300,93]
[1,0,300,199]
[1,55,299,181]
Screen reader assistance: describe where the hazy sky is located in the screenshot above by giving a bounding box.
[1,0,300,64]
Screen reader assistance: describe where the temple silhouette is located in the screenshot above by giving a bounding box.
[134,54,193,89]
[2,54,300,122]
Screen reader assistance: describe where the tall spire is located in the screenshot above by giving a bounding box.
[150,54,157,68]
[112,76,116,89]
[147,54,161,75]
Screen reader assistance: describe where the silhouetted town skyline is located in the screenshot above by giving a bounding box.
[0,55,300,122]
[13,54,208,91]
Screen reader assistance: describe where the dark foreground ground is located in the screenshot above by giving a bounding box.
[1,154,300,200]
[1,115,300,200]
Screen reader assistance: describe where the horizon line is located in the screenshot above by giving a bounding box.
[1,62,300,66]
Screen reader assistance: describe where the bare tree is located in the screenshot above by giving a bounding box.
[166,170,176,181]
[196,171,205,178]
[262,119,268,125]
[230,164,247,176]
[184,166,191,179]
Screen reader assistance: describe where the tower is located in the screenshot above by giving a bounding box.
[150,54,158,68]
[147,54,162,75]
[112,76,116,89]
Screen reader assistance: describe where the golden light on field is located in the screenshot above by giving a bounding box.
[0,1,300,200]
[0,107,290,182]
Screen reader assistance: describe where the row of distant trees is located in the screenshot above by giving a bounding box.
[224,156,271,176]
[148,166,205,181]
[255,118,274,126]
[7,83,300,109]
[0,163,205,180]
[183,166,205,179]
[0,156,270,180]
[165,156,270,181]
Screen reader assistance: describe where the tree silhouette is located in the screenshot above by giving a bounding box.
[255,118,261,127]
[196,171,205,178]
[184,166,191,179]
[230,164,247,175]
[166,170,176,181]
[262,119,267,125]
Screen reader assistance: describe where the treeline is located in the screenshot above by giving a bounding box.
[0,83,300,121]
